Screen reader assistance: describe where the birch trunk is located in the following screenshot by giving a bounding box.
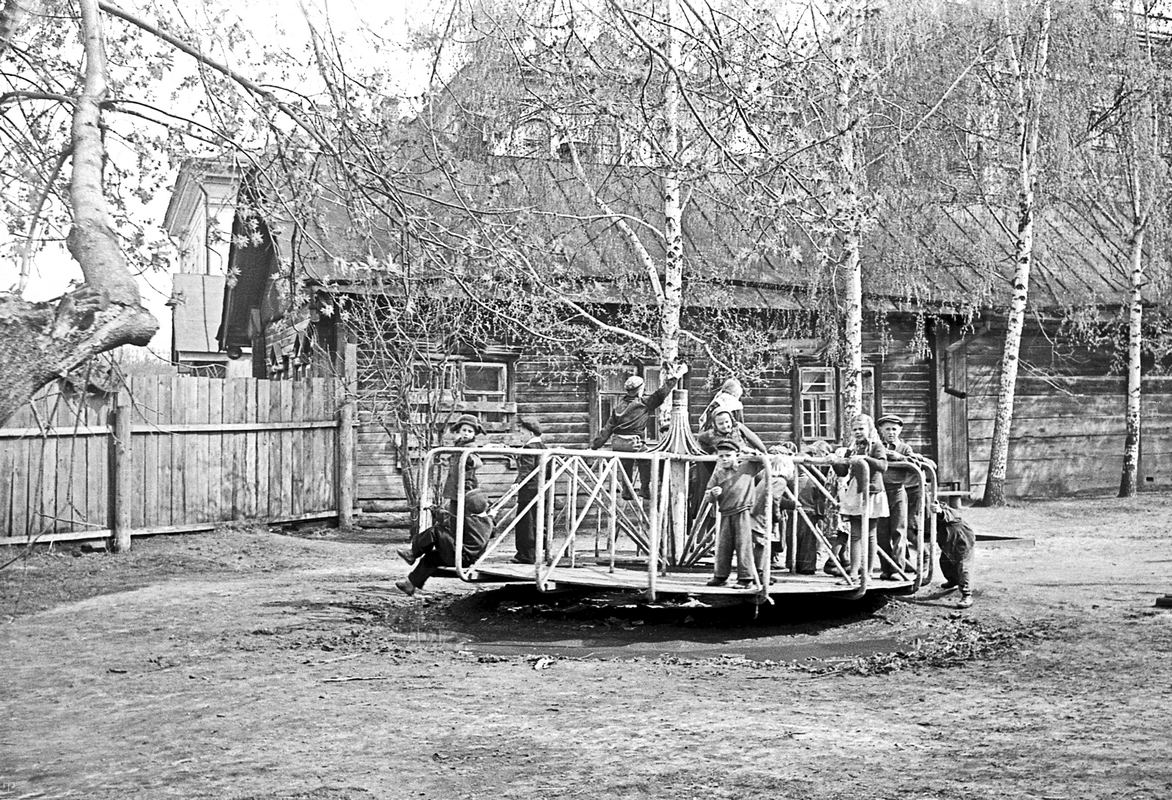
[662,0,688,562]
[982,0,1050,506]
[832,5,864,424]
[1118,6,1157,499]
[1119,225,1144,497]
[660,0,683,380]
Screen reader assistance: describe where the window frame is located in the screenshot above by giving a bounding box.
[590,363,663,442]
[407,356,516,432]
[792,363,881,446]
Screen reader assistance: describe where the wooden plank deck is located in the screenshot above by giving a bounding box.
[467,558,915,596]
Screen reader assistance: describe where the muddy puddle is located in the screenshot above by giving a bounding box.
[322,584,915,662]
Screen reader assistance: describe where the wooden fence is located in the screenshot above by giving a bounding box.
[0,371,355,548]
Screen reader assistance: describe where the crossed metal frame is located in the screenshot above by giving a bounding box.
[419,446,940,601]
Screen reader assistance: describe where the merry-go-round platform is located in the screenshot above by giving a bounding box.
[419,391,939,604]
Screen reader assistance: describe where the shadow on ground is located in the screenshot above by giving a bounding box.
[269,581,918,661]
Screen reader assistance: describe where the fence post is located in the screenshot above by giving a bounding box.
[336,341,357,528]
[111,391,133,552]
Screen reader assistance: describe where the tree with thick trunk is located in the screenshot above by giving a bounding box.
[0,0,156,425]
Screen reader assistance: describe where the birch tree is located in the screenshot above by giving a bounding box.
[1061,0,1170,498]
[421,0,837,390]
[1098,3,1169,497]
[824,0,867,421]
[982,0,1052,507]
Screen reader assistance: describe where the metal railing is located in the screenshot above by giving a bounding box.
[419,445,940,600]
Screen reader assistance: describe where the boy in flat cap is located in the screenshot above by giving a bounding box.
[591,363,688,499]
[397,489,495,596]
[704,439,762,588]
[876,414,916,579]
[511,416,547,564]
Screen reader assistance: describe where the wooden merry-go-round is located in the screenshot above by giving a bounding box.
[419,390,940,604]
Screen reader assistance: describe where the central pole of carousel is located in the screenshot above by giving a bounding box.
[655,388,703,566]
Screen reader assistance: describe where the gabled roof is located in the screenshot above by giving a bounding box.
[222,151,1143,321]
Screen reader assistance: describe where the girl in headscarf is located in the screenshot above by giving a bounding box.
[698,378,745,431]
[832,414,889,579]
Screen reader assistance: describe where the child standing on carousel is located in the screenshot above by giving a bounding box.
[832,414,889,580]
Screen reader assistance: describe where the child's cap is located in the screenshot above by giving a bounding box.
[450,414,484,434]
[464,490,490,515]
[518,416,543,436]
[876,414,904,427]
[714,437,741,453]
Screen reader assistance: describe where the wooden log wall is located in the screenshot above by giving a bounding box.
[352,317,939,508]
[0,375,346,545]
[867,324,935,457]
[964,327,1172,497]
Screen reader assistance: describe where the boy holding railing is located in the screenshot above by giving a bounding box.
[440,414,485,510]
[876,414,916,579]
[591,363,687,499]
[396,489,494,596]
[704,439,762,589]
[511,416,546,565]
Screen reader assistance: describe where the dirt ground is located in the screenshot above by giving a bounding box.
[2,496,1171,800]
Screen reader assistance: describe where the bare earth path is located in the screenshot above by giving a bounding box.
[2,497,1171,799]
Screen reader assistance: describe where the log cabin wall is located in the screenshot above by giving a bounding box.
[345,313,940,512]
[963,321,1172,497]
[866,321,935,458]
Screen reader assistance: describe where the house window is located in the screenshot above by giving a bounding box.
[461,362,508,403]
[796,365,877,443]
[799,367,836,441]
[408,358,514,431]
[409,361,458,406]
[594,364,662,441]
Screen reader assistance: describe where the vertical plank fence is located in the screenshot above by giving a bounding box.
[0,374,355,547]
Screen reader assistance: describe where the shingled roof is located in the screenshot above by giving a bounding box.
[225,152,1140,323]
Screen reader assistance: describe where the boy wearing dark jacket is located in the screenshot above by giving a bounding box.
[876,414,916,579]
[441,414,485,509]
[397,490,494,595]
[704,439,762,588]
[511,417,547,564]
[936,504,976,608]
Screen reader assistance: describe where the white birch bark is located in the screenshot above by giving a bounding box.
[1118,5,1159,499]
[661,0,683,379]
[1120,222,1144,497]
[662,0,688,560]
[832,4,864,425]
[983,0,1050,506]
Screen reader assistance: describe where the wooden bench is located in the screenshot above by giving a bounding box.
[936,489,973,509]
